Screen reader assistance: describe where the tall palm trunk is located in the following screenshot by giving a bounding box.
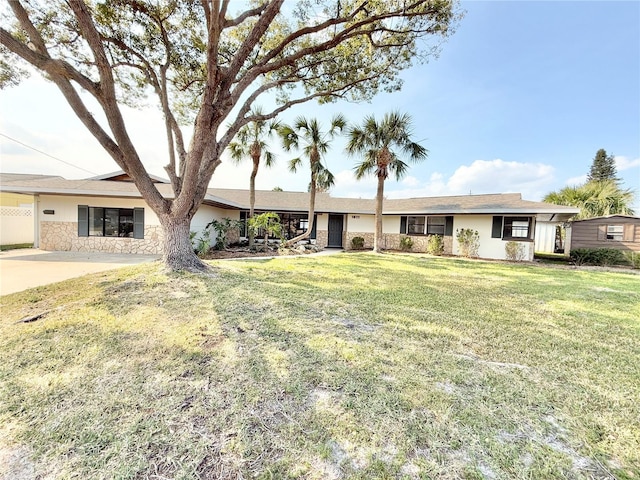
[286,149,320,246]
[374,174,385,252]
[248,146,260,248]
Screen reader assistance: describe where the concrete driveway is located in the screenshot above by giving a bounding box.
[0,249,160,296]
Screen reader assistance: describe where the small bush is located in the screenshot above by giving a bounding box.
[351,236,365,250]
[399,236,414,251]
[505,241,526,261]
[623,251,640,269]
[570,248,626,267]
[427,235,444,255]
[456,228,480,258]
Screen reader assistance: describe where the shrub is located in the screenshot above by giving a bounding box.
[624,251,640,269]
[427,235,444,255]
[399,236,414,251]
[207,217,243,250]
[505,241,526,261]
[456,228,480,258]
[570,248,626,267]
[351,236,365,250]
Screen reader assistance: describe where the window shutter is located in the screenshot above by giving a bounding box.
[491,216,503,238]
[400,216,407,234]
[78,205,89,237]
[133,208,145,239]
[597,225,606,241]
[445,216,454,236]
[310,214,317,239]
[623,224,635,242]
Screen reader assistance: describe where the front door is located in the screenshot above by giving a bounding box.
[327,214,344,247]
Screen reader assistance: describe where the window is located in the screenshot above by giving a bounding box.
[239,211,316,240]
[407,216,425,234]
[78,205,144,239]
[492,216,532,240]
[401,216,453,235]
[606,225,623,241]
[426,216,446,235]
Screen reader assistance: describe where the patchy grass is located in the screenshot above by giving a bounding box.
[0,243,33,251]
[0,253,638,479]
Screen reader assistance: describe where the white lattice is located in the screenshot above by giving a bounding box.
[0,207,33,217]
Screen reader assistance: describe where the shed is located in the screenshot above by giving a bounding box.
[569,215,640,252]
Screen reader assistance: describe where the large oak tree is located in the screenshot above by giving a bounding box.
[1,0,461,271]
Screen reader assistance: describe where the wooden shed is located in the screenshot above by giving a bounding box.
[569,215,640,252]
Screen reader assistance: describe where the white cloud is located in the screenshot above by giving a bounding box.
[615,156,640,171]
[566,175,587,186]
[371,159,556,201]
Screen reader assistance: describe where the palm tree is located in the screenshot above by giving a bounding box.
[279,114,346,246]
[347,111,427,252]
[228,108,280,247]
[544,180,635,220]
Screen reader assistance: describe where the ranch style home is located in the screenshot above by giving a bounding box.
[0,172,579,260]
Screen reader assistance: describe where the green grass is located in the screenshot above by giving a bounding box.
[1,253,638,479]
[0,243,33,251]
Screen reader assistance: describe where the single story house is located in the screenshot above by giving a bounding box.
[569,215,640,253]
[0,172,579,261]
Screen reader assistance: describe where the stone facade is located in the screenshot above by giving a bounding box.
[345,232,453,254]
[41,221,163,254]
[315,230,329,249]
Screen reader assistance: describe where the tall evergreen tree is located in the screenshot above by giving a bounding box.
[587,149,618,182]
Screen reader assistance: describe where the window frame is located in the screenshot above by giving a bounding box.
[493,216,533,241]
[78,205,144,239]
[606,225,624,241]
[426,216,446,236]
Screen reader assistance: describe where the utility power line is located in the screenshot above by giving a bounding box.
[0,132,99,176]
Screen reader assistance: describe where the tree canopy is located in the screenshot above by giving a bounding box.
[587,149,618,183]
[543,180,635,220]
[0,0,462,270]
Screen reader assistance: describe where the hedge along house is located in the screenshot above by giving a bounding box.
[569,215,640,253]
[0,172,579,260]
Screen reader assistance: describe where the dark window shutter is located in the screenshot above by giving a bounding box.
[400,216,407,234]
[133,208,144,239]
[78,205,89,237]
[445,216,454,236]
[310,214,317,239]
[623,224,635,242]
[491,216,503,238]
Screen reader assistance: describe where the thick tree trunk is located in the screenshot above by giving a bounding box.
[159,214,209,272]
[374,175,385,253]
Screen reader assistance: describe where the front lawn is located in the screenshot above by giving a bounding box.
[1,254,638,479]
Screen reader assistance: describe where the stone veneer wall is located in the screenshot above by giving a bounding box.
[41,221,164,254]
[315,230,328,249]
[346,233,453,254]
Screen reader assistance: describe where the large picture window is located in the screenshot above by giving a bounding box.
[78,205,144,239]
[492,216,532,240]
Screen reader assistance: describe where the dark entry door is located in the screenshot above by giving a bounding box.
[327,214,344,247]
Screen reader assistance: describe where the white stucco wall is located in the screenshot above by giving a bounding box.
[452,215,534,260]
[191,206,238,236]
[346,214,375,232]
[315,213,329,231]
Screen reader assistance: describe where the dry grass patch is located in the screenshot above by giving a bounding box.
[0,255,638,479]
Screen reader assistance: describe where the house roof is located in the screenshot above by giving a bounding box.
[571,214,640,223]
[0,172,579,219]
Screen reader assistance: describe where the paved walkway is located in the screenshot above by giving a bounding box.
[0,249,161,296]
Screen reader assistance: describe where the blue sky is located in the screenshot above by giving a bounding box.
[1,1,639,207]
